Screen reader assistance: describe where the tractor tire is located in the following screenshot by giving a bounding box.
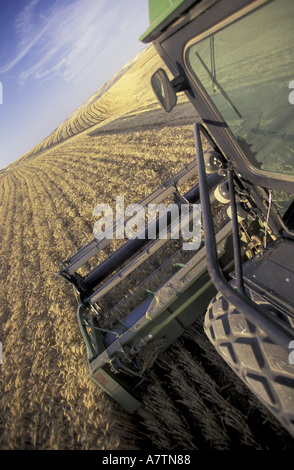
[204,288,294,438]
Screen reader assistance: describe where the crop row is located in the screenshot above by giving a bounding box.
[19,45,166,162]
[0,161,138,449]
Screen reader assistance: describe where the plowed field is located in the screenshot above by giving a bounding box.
[0,46,293,450]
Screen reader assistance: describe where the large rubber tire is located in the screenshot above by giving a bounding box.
[204,288,294,438]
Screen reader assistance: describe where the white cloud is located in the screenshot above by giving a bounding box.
[1,0,117,84]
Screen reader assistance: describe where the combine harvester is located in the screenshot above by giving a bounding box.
[59,0,294,438]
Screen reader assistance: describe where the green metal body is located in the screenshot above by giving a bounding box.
[140,0,190,43]
[77,220,234,412]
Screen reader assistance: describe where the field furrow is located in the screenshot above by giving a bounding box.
[1,65,293,449]
[0,166,141,450]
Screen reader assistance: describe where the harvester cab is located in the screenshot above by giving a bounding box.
[59,0,294,437]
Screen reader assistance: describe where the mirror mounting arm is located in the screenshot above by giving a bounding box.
[171,75,188,93]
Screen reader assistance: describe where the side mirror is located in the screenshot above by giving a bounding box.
[151,68,177,113]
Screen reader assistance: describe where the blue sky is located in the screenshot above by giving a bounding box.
[0,0,150,169]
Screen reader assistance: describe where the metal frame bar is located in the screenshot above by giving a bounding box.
[227,168,245,294]
[194,121,294,350]
[59,152,222,295]
[77,170,222,294]
[60,159,199,276]
[86,206,195,305]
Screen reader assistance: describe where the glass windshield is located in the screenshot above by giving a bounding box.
[186,0,294,178]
